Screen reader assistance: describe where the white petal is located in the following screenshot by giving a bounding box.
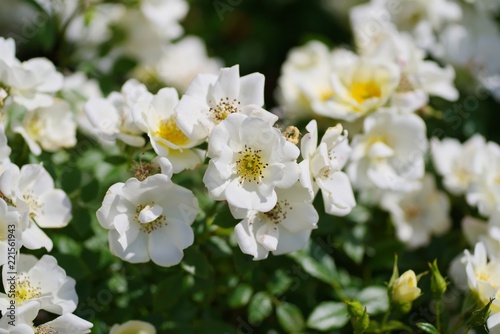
[148,225,184,267]
[139,204,163,224]
[234,219,269,260]
[212,65,240,102]
[256,222,279,252]
[37,190,72,228]
[274,228,312,256]
[239,72,265,106]
[225,178,277,212]
[109,230,150,263]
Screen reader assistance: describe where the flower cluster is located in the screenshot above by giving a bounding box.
[0,0,499,332]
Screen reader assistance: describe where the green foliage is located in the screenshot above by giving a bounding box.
[2,0,499,333]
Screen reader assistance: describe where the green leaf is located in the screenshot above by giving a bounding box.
[70,207,92,238]
[153,274,185,313]
[289,242,338,284]
[228,284,253,308]
[416,322,440,334]
[81,179,100,202]
[195,320,234,333]
[55,254,91,280]
[54,235,82,256]
[343,241,365,264]
[181,247,212,279]
[307,302,349,331]
[248,292,273,325]
[207,235,232,256]
[266,269,292,295]
[61,168,81,194]
[379,320,412,332]
[212,203,236,228]
[276,302,305,333]
[104,155,128,165]
[357,286,389,315]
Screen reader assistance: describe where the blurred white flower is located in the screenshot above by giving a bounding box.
[0,163,72,251]
[368,32,458,112]
[436,5,500,100]
[61,72,103,139]
[464,0,500,11]
[462,213,500,259]
[13,100,77,156]
[0,254,78,314]
[462,242,500,321]
[348,111,427,192]
[84,79,149,146]
[133,88,205,173]
[276,41,336,121]
[0,37,63,111]
[381,175,451,248]
[117,0,188,66]
[140,0,188,41]
[466,141,500,217]
[312,50,400,122]
[300,120,356,216]
[0,125,11,169]
[66,3,124,46]
[203,113,300,212]
[233,181,318,260]
[97,173,199,267]
[156,36,223,93]
[0,199,22,267]
[110,320,156,334]
[431,135,485,195]
[176,65,274,141]
[0,88,6,107]
[351,0,461,52]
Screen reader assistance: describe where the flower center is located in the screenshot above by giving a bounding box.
[319,87,335,101]
[15,273,41,304]
[26,114,43,139]
[0,191,13,206]
[155,117,190,146]
[134,203,166,234]
[23,192,43,219]
[397,74,414,92]
[35,325,60,334]
[350,81,381,103]
[235,145,268,184]
[0,88,7,107]
[261,200,292,224]
[209,97,240,122]
[404,205,420,220]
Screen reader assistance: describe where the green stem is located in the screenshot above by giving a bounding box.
[381,306,391,327]
[331,281,347,301]
[435,300,442,332]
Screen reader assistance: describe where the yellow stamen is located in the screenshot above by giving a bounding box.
[350,81,381,103]
[155,117,189,146]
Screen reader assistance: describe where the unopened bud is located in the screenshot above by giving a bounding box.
[345,299,364,318]
[429,259,447,299]
[345,300,369,333]
[392,270,421,303]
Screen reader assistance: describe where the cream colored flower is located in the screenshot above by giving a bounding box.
[392,270,421,303]
[110,320,156,334]
[313,51,400,122]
